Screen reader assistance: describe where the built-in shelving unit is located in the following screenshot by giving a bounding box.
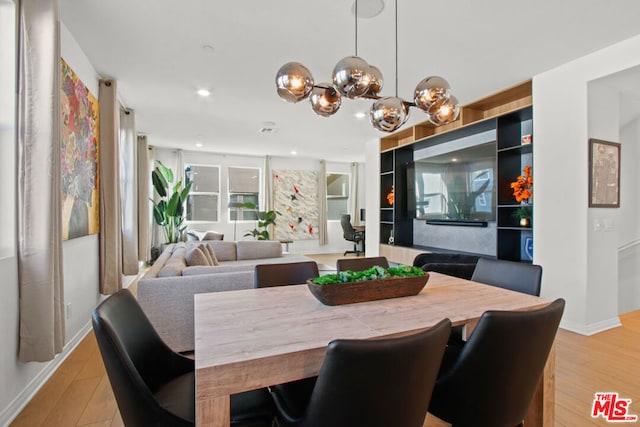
[379,80,534,263]
[496,106,534,262]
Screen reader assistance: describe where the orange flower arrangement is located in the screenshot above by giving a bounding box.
[510,165,533,203]
[387,185,394,206]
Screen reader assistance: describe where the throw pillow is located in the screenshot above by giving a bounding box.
[202,231,224,240]
[185,245,211,267]
[203,243,220,266]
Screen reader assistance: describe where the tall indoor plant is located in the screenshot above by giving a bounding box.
[151,161,192,243]
[241,202,281,240]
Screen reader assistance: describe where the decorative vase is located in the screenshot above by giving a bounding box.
[520,218,530,227]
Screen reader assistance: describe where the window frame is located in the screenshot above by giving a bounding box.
[326,171,350,221]
[227,166,261,222]
[184,163,221,224]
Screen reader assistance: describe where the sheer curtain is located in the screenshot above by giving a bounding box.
[99,79,123,294]
[119,108,138,275]
[318,160,328,245]
[349,162,360,225]
[264,155,275,238]
[17,0,65,362]
[137,135,151,262]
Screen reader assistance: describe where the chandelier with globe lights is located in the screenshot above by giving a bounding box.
[275,1,460,133]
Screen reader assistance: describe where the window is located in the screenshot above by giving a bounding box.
[185,164,220,222]
[327,173,349,220]
[228,166,259,221]
[0,0,16,256]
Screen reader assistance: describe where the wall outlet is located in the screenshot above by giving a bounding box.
[594,219,603,231]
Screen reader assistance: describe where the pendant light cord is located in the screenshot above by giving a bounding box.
[395,0,398,97]
[355,0,358,56]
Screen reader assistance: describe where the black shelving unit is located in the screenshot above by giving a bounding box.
[496,106,534,262]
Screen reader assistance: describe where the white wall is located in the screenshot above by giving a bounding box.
[533,34,640,334]
[618,114,640,313]
[152,148,367,255]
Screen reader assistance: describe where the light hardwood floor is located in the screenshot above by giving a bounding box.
[10,254,640,426]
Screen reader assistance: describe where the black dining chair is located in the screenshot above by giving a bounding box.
[254,261,319,288]
[336,256,389,272]
[471,257,543,296]
[448,257,543,346]
[428,298,565,427]
[272,319,452,427]
[92,288,274,427]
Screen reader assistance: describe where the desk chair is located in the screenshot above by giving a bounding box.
[273,319,452,427]
[340,214,364,256]
[92,289,274,427]
[336,256,389,272]
[428,299,565,427]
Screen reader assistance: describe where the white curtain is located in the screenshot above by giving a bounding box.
[137,135,151,262]
[264,155,275,238]
[99,79,123,294]
[17,0,65,362]
[349,162,360,226]
[119,108,138,275]
[318,160,328,245]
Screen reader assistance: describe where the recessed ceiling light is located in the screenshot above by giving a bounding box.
[354,111,366,119]
[351,0,385,18]
[195,142,203,148]
[291,150,297,156]
[197,89,211,97]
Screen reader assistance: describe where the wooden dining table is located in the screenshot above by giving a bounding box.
[194,272,555,426]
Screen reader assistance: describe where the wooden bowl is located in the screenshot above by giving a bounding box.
[306,273,429,306]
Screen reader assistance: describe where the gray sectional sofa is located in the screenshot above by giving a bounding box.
[138,240,313,352]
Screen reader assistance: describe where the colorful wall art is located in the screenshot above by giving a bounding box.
[273,170,318,241]
[61,59,100,240]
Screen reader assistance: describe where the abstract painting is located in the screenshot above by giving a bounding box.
[61,59,100,240]
[273,170,318,240]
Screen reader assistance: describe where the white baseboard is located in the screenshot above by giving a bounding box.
[560,316,622,336]
[0,322,92,427]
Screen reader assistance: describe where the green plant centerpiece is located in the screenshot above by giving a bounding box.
[150,161,192,243]
[311,265,425,285]
[512,206,532,227]
[307,265,429,306]
[240,202,281,240]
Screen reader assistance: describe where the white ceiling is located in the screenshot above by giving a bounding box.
[60,0,640,163]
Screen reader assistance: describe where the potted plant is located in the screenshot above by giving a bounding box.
[151,161,192,244]
[512,206,532,227]
[240,202,281,240]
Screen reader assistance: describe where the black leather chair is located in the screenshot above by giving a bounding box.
[340,214,364,256]
[412,253,480,280]
[92,289,274,427]
[273,319,452,427]
[336,256,389,272]
[254,261,319,288]
[428,298,565,427]
[471,257,543,296]
[448,257,543,346]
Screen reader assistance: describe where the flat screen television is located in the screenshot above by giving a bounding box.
[413,141,496,222]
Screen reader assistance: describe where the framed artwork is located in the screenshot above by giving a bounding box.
[588,139,620,208]
[273,169,319,241]
[61,59,100,239]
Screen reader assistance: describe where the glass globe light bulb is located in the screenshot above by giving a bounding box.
[332,56,372,99]
[413,76,451,111]
[426,95,460,126]
[275,62,314,103]
[364,65,383,98]
[309,84,342,117]
[369,97,409,132]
